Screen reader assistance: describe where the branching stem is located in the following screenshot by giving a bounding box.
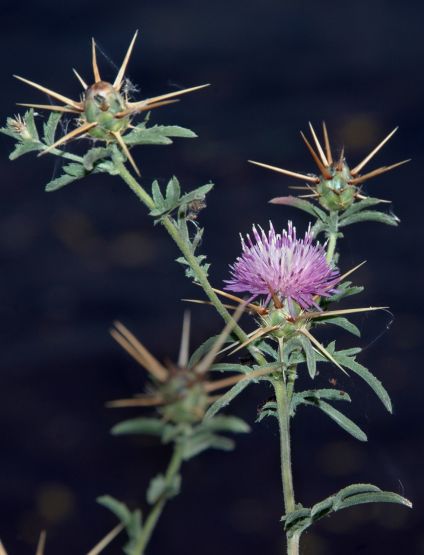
[115,160,267,366]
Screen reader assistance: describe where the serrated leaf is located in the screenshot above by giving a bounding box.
[298,334,316,378]
[97,495,132,525]
[269,195,327,220]
[332,352,392,413]
[342,197,388,218]
[42,112,62,145]
[178,183,214,206]
[151,180,165,208]
[291,388,351,416]
[9,141,40,160]
[201,415,250,434]
[340,210,399,227]
[45,172,79,192]
[165,176,181,206]
[315,316,360,337]
[83,147,112,171]
[123,124,196,146]
[327,281,364,302]
[111,417,170,437]
[24,110,39,141]
[306,399,367,441]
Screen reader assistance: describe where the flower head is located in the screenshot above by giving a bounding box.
[225,222,340,311]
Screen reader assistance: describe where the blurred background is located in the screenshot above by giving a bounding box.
[0,0,422,553]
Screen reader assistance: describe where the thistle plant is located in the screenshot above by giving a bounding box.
[2,33,412,555]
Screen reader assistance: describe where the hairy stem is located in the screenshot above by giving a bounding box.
[326,212,339,263]
[133,444,183,555]
[274,340,298,555]
[115,160,266,366]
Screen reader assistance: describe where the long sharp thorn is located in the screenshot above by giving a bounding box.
[112,321,169,382]
[336,147,345,171]
[298,193,319,198]
[116,99,179,118]
[132,83,210,106]
[322,121,333,165]
[178,311,191,367]
[39,122,97,156]
[248,160,319,183]
[288,185,312,190]
[14,75,82,109]
[355,193,391,203]
[17,102,81,114]
[110,328,151,370]
[86,524,125,555]
[309,122,329,166]
[351,127,398,176]
[300,328,347,374]
[339,260,367,282]
[73,68,88,90]
[114,30,139,90]
[91,38,101,82]
[0,542,7,555]
[300,132,332,178]
[349,160,410,185]
[112,131,141,176]
[204,366,275,393]
[196,303,246,374]
[182,298,238,311]
[229,326,279,356]
[106,395,164,408]
[298,306,388,321]
[36,531,46,555]
[210,287,266,314]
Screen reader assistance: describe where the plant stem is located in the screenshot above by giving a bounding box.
[326,212,339,263]
[115,161,267,366]
[133,444,184,555]
[274,340,298,555]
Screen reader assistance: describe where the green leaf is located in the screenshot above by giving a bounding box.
[178,183,214,206]
[204,380,252,420]
[97,495,132,525]
[165,176,181,206]
[326,281,364,302]
[209,363,251,374]
[45,172,79,192]
[42,113,62,145]
[201,415,250,434]
[123,124,197,146]
[332,352,392,413]
[291,388,351,416]
[283,483,411,536]
[341,197,389,218]
[256,400,278,423]
[305,399,367,441]
[337,490,412,510]
[111,417,171,437]
[151,180,165,208]
[297,335,316,378]
[269,195,326,220]
[339,210,399,227]
[83,147,112,171]
[146,473,181,504]
[314,316,360,337]
[181,431,235,460]
[9,141,40,160]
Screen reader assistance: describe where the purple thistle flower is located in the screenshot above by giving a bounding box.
[225,222,340,311]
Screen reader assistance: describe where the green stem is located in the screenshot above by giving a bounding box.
[115,160,266,366]
[274,340,298,555]
[326,212,339,263]
[133,444,184,555]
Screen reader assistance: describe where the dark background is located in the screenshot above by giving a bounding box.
[0,1,422,553]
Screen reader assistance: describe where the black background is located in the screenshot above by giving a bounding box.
[0,1,422,553]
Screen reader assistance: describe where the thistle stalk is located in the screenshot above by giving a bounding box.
[325,212,339,263]
[114,159,267,366]
[132,444,184,555]
[274,339,298,555]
